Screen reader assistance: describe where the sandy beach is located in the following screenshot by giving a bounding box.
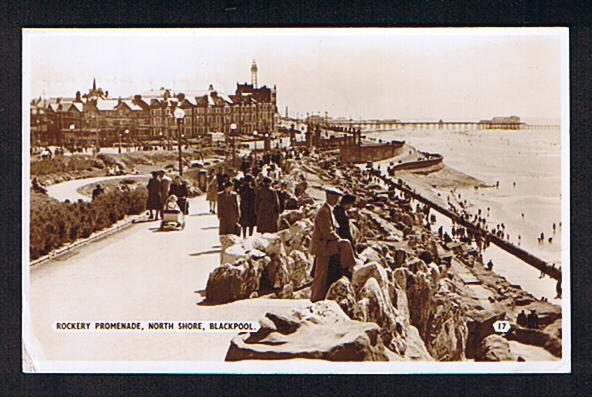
[371,127,562,265]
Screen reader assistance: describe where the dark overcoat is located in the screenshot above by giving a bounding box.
[255,186,280,233]
[146,178,162,210]
[217,191,239,235]
[239,184,257,228]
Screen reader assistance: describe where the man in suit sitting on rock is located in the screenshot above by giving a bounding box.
[310,187,358,302]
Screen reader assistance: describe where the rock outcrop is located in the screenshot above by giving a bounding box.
[225,301,389,361]
[475,334,516,361]
[205,257,265,303]
[212,153,561,362]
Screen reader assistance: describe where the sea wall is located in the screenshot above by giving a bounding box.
[392,153,444,171]
[375,173,561,281]
[340,141,405,163]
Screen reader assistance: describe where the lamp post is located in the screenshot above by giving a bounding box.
[69,124,75,151]
[264,132,270,153]
[230,123,237,167]
[174,107,186,176]
[252,129,258,159]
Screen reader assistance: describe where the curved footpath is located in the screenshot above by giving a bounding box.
[46,174,149,203]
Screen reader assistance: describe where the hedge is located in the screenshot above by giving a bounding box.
[31,155,98,177]
[30,187,147,260]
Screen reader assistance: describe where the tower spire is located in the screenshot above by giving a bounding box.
[250,59,258,88]
[92,77,97,91]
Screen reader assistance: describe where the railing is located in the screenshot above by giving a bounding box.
[372,170,562,281]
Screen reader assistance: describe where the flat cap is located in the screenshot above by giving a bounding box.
[325,186,343,196]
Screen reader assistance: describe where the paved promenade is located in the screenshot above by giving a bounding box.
[26,192,308,370]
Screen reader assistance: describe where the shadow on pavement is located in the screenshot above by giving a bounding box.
[189,249,221,256]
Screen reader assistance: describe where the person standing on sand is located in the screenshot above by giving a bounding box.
[556,280,562,299]
[310,187,357,303]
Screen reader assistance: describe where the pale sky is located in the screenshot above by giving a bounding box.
[25,28,565,123]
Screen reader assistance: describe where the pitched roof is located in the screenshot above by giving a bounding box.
[69,102,84,112]
[95,99,119,111]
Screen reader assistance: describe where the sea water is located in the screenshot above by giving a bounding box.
[373,127,563,303]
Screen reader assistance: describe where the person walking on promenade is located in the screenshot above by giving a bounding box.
[217,181,240,236]
[159,170,172,220]
[255,176,280,234]
[310,187,358,303]
[146,171,162,220]
[333,194,357,253]
[206,171,218,214]
[238,175,257,237]
[169,175,189,214]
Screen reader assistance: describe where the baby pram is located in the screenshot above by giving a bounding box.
[160,196,186,230]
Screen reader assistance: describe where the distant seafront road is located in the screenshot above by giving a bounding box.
[27,177,309,369]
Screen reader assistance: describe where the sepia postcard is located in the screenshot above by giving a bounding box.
[22,27,570,373]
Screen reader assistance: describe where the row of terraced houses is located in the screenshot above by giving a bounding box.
[29,61,278,148]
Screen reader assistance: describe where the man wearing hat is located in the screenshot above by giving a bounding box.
[310,186,357,302]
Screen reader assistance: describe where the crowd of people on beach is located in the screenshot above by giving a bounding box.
[363,162,563,300]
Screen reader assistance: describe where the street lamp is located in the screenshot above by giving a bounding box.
[124,129,129,152]
[174,107,185,176]
[253,129,258,158]
[230,123,238,166]
[69,124,75,151]
[264,132,270,153]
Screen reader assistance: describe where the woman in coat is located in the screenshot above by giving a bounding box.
[146,171,162,220]
[206,171,218,214]
[169,175,189,214]
[255,176,280,234]
[217,181,240,235]
[238,175,257,237]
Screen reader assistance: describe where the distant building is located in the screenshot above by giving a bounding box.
[479,115,524,130]
[29,62,278,147]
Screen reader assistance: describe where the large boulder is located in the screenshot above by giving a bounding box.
[221,243,248,265]
[261,255,289,291]
[475,334,516,361]
[225,301,389,361]
[278,219,313,254]
[286,249,313,289]
[205,257,264,303]
[405,270,434,333]
[219,234,242,252]
[422,282,469,361]
[357,277,406,355]
[326,276,361,320]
